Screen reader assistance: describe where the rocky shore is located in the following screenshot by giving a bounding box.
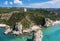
[33,30,43,41]
[23,25,43,41]
[0,24,12,34]
[0,24,43,41]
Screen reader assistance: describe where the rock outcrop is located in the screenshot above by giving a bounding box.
[33,30,43,41]
[45,18,53,27]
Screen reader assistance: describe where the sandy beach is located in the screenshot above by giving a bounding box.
[0,24,7,27]
[53,21,60,26]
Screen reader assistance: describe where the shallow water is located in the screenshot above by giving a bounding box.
[0,28,32,41]
[42,24,60,41]
[1,24,60,41]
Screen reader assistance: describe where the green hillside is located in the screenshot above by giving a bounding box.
[0,7,60,29]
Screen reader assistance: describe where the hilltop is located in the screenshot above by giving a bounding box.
[0,7,60,29]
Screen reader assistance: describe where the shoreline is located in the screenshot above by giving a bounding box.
[53,21,60,26]
[34,30,43,41]
[0,24,9,27]
[0,24,43,41]
[0,24,12,34]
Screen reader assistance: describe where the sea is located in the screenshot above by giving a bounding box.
[0,24,60,41]
[42,24,60,41]
[0,28,32,41]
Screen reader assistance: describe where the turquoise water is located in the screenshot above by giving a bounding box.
[42,24,60,41]
[1,24,60,41]
[0,28,32,41]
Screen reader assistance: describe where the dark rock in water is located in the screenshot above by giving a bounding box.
[27,31,35,41]
[27,39,32,41]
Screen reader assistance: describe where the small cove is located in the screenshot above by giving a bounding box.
[0,28,32,41]
[0,24,60,41]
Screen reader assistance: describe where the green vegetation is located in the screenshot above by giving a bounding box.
[0,7,60,29]
[0,7,20,13]
[21,18,31,29]
[6,12,25,26]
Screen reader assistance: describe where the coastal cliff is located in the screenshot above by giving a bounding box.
[45,18,54,27]
[33,30,43,41]
[0,8,60,41]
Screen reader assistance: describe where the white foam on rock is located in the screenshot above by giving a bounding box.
[4,28,12,34]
